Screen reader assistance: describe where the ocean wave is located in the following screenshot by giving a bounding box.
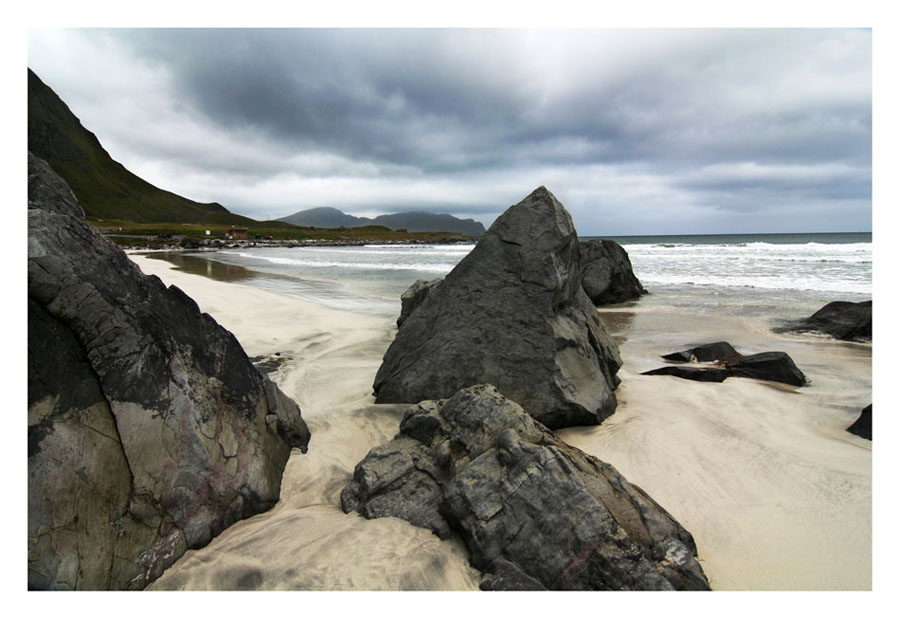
[640,273,871,295]
[219,251,452,273]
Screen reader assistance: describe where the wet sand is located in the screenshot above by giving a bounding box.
[128,254,871,591]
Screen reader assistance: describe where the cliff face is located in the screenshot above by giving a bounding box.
[27,152,310,589]
[373,186,622,429]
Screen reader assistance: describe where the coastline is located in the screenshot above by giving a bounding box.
[128,253,871,591]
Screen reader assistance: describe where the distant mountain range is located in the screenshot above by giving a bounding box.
[277,207,485,236]
[28,69,260,225]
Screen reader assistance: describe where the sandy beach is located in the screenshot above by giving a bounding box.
[129,253,871,591]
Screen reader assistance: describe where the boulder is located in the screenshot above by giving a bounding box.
[396,278,442,327]
[724,352,808,387]
[847,404,871,440]
[661,341,740,363]
[373,187,622,429]
[579,239,647,305]
[780,300,871,342]
[342,384,710,591]
[27,153,310,590]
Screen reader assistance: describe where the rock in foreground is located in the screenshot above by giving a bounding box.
[779,300,871,342]
[342,384,710,591]
[343,385,709,590]
[579,239,647,305]
[28,153,310,590]
[374,187,622,429]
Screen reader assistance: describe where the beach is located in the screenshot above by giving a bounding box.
[130,250,871,591]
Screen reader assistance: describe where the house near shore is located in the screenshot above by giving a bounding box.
[226,227,249,240]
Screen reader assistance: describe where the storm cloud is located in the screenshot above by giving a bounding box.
[27,28,871,234]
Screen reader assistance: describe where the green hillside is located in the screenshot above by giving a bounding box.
[28,69,256,225]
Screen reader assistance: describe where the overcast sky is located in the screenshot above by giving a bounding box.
[27,28,871,235]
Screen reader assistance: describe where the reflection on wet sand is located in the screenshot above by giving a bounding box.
[145,252,259,283]
[596,310,637,345]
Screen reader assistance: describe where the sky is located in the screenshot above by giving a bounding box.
[27,27,872,235]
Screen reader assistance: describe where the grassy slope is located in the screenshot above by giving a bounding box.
[28,69,260,225]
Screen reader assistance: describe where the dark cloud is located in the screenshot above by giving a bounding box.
[27,28,871,233]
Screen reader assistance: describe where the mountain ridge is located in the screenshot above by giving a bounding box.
[278,207,485,236]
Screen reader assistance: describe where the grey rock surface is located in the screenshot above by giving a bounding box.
[396,278,442,327]
[724,352,808,387]
[644,344,807,387]
[342,384,710,591]
[373,186,622,429]
[642,366,731,383]
[28,153,310,590]
[847,404,871,440]
[579,239,647,305]
[661,341,740,363]
[779,300,871,342]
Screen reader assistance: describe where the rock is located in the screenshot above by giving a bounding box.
[342,384,710,590]
[847,404,871,440]
[579,239,647,305]
[780,300,871,342]
[644,343,807,387]
[396,278,442,327]
[724,352,808,387]
[373,186,622,429]
[642,366,730,383]
[661,341,740,363]
[27,153,310,590]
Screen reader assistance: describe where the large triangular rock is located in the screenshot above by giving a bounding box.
[373,187,621,429]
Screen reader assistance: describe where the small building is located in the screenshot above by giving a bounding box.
[227,227,249,240]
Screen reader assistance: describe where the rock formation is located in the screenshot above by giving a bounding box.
[579,239,647,305]
[396,278,442,327]
[342,384,710,591]
[662,341,740,363]
[373,186,622,429]
[28,153,310,590]
[847,404,871,440]
[779,300,871,342]
[644,343,808,387]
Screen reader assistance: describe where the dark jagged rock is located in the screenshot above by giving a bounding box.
[847,404,871,440]
[661,341,740,363]
[396,278,442,327]
[342,384,710,591]
[642,366,730,383]
[28,153,310,590]
[373,187,622,429]
[779,300,871,342]
[724,352,808,387]
[644,343,807,387]
[579,239,647,305]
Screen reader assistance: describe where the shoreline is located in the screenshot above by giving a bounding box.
[128,253,871,591]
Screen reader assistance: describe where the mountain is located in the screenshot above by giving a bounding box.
[278,207,486,236]
[28,68,255,225]
[278,207,366,229]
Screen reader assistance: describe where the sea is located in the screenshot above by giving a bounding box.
[147,231,872,332]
